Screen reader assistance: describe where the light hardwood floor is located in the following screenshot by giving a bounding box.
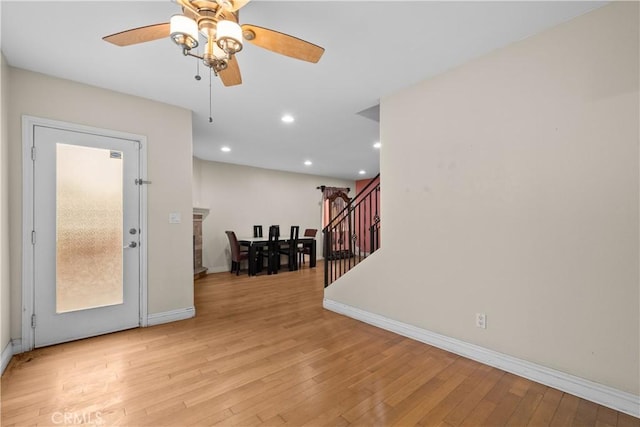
[2,264,638,426]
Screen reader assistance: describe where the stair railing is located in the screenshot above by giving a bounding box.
[323,174,380,287]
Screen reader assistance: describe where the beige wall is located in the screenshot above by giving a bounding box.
[8,68,194,339]
[193,158,354,273]
[326,2,639,395]
[1,53,10,352]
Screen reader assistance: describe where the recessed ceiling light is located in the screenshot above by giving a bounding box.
[221,146,231,152]
[358,170,366,175]
[281,114,295,123]
[373,141,381,149]
[304,160,312,166]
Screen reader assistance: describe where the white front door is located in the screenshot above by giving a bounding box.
[32,124,141,347]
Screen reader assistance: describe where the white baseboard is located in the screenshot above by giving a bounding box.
[323,298,640,418]
[1,340,13,375]
[147,307,195,326]
[12,338,22,354]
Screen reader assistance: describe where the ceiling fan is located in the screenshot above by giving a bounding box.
[103,0,325,87]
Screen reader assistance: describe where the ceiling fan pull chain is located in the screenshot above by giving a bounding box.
[195,47,202,81]
[209,67,214,123]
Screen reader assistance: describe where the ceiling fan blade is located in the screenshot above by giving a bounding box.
[103,23,170,47]
[241,24,324,63]
[227,0,251,12]
[219,55,242,86]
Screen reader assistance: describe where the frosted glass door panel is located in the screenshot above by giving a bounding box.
[33,123,140,348]
[56,143,124,313]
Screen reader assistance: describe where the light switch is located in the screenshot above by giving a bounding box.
[169,212,181,224]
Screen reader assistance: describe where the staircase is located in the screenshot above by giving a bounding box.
[323,174,380,287]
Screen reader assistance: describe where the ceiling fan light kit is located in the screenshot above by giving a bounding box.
[103,0,325,88]
[215,20,243,54]
[169,14,199,49]
[203,42,229,71]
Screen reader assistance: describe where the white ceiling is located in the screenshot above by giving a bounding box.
[1,1,606,180]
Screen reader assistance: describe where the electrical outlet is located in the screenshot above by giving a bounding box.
[475,313,487,329]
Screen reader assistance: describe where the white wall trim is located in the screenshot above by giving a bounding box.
[21,116,35,352]
[138,137,149,327]
[1,340,13,375]
[147,307,195,326]
[193,207,210,219]
[2,339,25,375]
[11,338,22,354]
[323,298,640,418]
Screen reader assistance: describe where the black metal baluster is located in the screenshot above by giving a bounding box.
[322,174,380,286]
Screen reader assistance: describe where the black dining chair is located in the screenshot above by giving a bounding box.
[260,225,280,274]
[253,225,264,271]
[298,228,318,266]
[279,225,300,271]
[225,231,250,275]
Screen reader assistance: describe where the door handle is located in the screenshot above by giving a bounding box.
[124,241,137,249]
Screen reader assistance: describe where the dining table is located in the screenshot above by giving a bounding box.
[238,235,316,276]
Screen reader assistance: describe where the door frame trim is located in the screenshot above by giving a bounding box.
[21,115,149,351]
